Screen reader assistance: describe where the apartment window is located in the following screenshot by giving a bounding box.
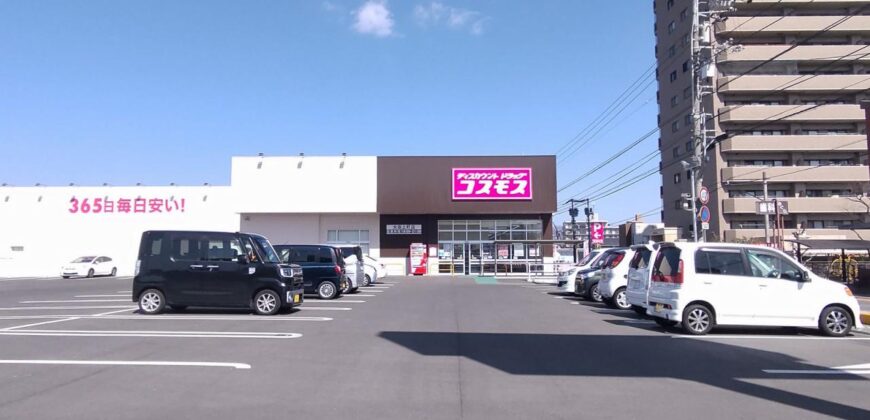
[731,220,766,229]
[684,114,692,126]
[751,130,784,136]
[729,190,787,198]
[667,0,674,10]
[686,170,692,180]
[731,160,785,167]
[806,220,851,229]
[685,140,693,152]
[668,21,676,34]
[671,96,678,107]
[805,159,854,166]
[674,173,681,184]
[805,189,854,198]
[671,120,680,132]
[669,71,677,82]
[683,86,691,99]
[672,146,680,158]
[680,8,688,21]
[668,45,676,58]
[682,33,690,46]
[327,229,371,254]
[682,60,689,73]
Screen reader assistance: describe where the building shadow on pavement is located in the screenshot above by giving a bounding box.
[379,331,869,418]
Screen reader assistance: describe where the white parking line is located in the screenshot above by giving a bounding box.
[92,308,136,316]
[673,335,870,341]
[0,329,302,339]
[353,294,377,297]
[0,306,137,311]
[359,290,383,293]
[0,360,251,369]
[21,300,130,304]
[298,307,352,311]
[75,295,129,298]
[0,317,80,331]
[310,300,365,303]
[367,287,391,289]
[0,314,332,321]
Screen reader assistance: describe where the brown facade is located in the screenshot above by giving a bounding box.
[376,155,557,259]
[377,156,557,215]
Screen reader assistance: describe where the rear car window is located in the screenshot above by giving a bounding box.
[629,248,652,269]
[695,249,748,276]
[653,247,682,277]
[171,234,204,261]
[318,247,335,264]
[608,252,626,268]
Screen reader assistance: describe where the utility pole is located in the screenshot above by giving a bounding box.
[566,199,580,263]
[762,171,770,245]
[862,101,870,189]
[583,198,593,254]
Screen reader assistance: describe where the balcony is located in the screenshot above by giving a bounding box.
[718,104,864,123]
[718,75,870,94]
[719,45,870,63]
[722,197,870,214]
[722,165,870,183]
[733,0,870,8]
[716,15,870,36]
[721,135,868,152]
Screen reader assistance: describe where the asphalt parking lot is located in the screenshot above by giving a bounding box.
[1,275,869,419]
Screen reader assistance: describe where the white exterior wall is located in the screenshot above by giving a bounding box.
[0,186,238,277]
[231,156,378,213]
[240,213,381,258]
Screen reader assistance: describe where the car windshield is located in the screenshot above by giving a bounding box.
[577,252,598,266]
[251,237,281,264]
[591,253,610,269]
[72,256,95,263]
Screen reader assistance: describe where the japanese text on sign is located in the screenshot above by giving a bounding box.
[68,197,186,214]
[452,168,533,200]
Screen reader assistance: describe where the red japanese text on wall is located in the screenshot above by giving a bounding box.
[68,197,186,214]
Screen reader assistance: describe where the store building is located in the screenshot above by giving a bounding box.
[0,155,556,277]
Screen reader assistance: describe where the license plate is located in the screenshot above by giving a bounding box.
[293,294,300,303]
[655,303,663,312]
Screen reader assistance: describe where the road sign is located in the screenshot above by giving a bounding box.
[698,206,711,223]
[591,223,604,245]
[701,222,710,230]
[699,186,710,205]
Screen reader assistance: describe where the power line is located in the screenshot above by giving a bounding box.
[557,127,659,192]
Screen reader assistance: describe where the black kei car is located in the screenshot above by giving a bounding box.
[132,230,305,315]
[273,244,347,299]
[574,249,622,303]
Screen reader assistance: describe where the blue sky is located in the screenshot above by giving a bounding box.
[0,0,660,225]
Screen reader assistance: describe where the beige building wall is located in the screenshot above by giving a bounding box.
[655,0,870,243]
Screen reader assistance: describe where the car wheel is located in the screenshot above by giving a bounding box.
[654,318,678,328]
[169,305,187,312]
[317,281,338,300]
[589,284,603,302]
[253,290,281,315]
[138,289,165,315]
[362,274,372,287]
[632,306,646,316]
[62,276,70,279]
[819,306,852,337]
[340,279,351,295]
[682,304,714,335]
[110,267,117,277]
[350,287,359,294]
[612,288,631,310]
[87,269,94,278]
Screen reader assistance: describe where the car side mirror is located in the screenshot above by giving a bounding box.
[237,255,250,265]
[801,271,811,282]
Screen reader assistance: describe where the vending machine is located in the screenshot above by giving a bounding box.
[409,243,428,275]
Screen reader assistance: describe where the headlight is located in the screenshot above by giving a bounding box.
[280,267,294,277]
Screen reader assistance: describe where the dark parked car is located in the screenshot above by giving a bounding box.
[574,249,624,302]
[274,244,347,299]
[132,230,304,315]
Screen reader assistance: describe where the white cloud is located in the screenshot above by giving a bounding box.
[413,2,488,35]
[353,1,395,38]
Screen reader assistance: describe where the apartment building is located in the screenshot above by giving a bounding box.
[655,0,870,243]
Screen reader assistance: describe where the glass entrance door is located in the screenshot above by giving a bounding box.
[466,242,495,275]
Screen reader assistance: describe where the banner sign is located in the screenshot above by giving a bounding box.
[452,168,533,200]
[386,224,422,235]
[68,196,186,214]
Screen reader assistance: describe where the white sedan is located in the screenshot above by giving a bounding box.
[61,256,117,278]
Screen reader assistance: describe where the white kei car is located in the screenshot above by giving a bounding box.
[598,248,638,310]
[556,250,604,293]
[61,256,117,278]
[625,243,656,315]
[363,255,388,285]
[646,242,863,337]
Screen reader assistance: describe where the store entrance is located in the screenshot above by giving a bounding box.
[438,242,496,275]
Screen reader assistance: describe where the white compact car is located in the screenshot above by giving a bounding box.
[363,255,387,285]
[61,256,117,278]
[646,242,863,337]
[598,248,636,310]
[556,250,604,293]
[626,243,656,315]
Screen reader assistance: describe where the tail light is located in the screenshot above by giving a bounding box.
[673,259,684,284]
[334,265,342,275]
[610,254,625,267]
[135,259,141,276]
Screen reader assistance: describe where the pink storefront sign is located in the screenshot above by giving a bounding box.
[452,168,533,200]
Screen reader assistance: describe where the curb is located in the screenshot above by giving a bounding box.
[862,312,870,325]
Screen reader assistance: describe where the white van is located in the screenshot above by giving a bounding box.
[647,242,863,336]
[598,248,636,310]
[625,243,656,315]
